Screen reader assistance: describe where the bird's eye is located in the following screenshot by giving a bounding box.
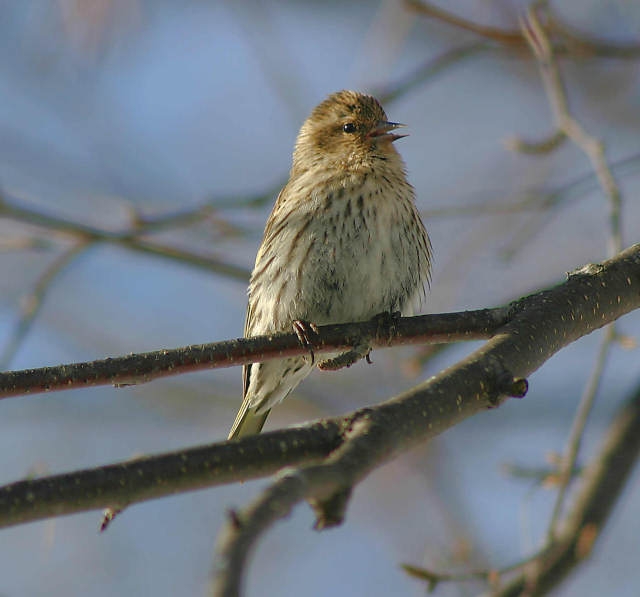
[342,122,357,134]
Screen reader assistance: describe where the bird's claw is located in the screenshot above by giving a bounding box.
[293,319,319,365]
[373,309,401,330]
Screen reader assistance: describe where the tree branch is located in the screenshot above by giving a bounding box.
[520,3,623,256]
[2,245,638,402]
[0,241,91,369]
[402,378,640,594]
[406,0,640,58]
[211,244,640,595]
[492,380,640,596]
[0,192,251,282]
[0,422,343,529]
[0,309,504,399]
[0,245,637,593]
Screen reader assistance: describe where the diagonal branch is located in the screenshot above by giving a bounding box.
[402,378,640,595]
[405,0,527,47]
[0,241,91,369]
[376,41,490,105]
[0,245,636,577]
[211,244,640,595]
[545,324,614,541]
[406,0,640,58]
[492,381,640,596]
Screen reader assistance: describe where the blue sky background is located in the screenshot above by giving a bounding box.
[0,1,639,595]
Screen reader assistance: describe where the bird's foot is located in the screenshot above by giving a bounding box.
[372,310,402,334]
[318,311,400,371]
[292,319,320,365]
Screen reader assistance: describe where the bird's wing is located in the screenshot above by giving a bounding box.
[229,304,269,438]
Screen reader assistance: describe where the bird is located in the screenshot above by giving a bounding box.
[228,90,432,439]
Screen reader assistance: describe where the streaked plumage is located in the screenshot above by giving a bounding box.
[229,90,431,438]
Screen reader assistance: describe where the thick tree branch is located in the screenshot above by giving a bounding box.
[0,245,637,590]
[0,422,343,529]
[211,244,640,595]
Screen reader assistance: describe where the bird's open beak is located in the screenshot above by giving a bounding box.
[368,121,408,142]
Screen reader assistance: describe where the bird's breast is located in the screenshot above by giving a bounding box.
[247,169,429,334]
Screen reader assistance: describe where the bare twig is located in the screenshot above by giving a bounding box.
[520,4,623,256]
[0,241,91,369]
[422,151,640,221]
[520,0,625,553]
[0,236,53,252]
[405,378,640,596]
[402,544,553,591]
[0,193,251,282]
[545,324,615,541]
[126,181,282,231]
[405,0,525,47]
[480,151,640,259]
[501,462,582,485]
[406,0,640,59]
[491,381,640,597]
[544,9,640,59]
[504,130,567,154]
[376,41,490,105]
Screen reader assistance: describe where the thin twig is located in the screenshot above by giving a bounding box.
[545,324,615,542]
[521,4,623,256]
[402,544,553,591]
[377,41,490,105]
[501,462,582,484]
[406,379,640,597]
[422,151,640,220]
[504,129,567,154]
[126,182,282,232]
[405,0,526,47]
[0,241,91,369]
[491,151,640,259]
[406,0,640,59]
[0,193,251,282]
[520,0,625,548]
[0,236,53,252]
[492,381,640,596]
[545,9,640,59]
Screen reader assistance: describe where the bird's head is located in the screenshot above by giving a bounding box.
[291,90,406,176]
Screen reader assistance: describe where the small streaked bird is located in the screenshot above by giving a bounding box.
[228,90,431,439]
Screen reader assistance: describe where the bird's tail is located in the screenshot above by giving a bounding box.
[228,404,270,439]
